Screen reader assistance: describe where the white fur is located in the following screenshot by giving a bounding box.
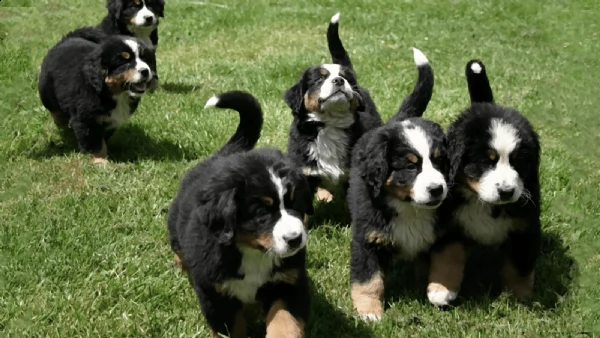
[127,1,157,48]
[107,92,134,128]
[401,121,447,206]
[454,197,515,245]
[132,0,156,26]
[306,112,353,182]
[269,170,307,256]
[204,96,219,109]
[318,64,355,113]
[470,62,482,74]
[331,12,340,24]
[387,198,437,259]
[412,48,429,67]
[359,313,381,322]
[427,288,457,306]
[220,247,281,303]
[123,39,151,89]
[476,118,523,204]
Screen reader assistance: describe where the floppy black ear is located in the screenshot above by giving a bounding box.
[157,0,165,17]
[283,74,305,114]
[446,130,465,184]
[354,88,366,112]
[107,0,123,19]
[201,188,237,245]
[360,130,390,197]
[82,48,104,93]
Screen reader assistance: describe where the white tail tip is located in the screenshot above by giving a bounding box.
[470,62,482,74]
[331,12,340,24]
[412,48,429,66]
[204,96,219,109]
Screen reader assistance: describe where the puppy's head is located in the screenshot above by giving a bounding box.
[448,107,539,205]
[360,119,448,208]
[107,0,164,29]
[205,149,314,258]
[83,37,156,97]
[284,64,363,120]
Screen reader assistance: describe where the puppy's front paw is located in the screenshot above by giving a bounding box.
[358,313,381,322]
[92,156,108,164]
[427,282,457,307]
[316,188,333,202]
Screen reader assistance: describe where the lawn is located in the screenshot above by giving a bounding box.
[1,0,599,337]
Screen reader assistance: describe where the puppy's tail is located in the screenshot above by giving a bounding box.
[204,91,263,157]
[465,60,494,103]
[327,12,354,70]
[394,48,434,119]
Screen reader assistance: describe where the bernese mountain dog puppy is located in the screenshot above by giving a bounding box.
[38,29,156,163]
[168,91,314,338]
[99,0,164,49]
[426,60,541,307]
[284,13,382,203]
[348,49,447,321]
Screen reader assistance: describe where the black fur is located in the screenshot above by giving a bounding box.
[38,30,156,157]
[168,91,313,336]
[285,13,382,200]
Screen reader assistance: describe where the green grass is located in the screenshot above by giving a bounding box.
[1,0,599,336]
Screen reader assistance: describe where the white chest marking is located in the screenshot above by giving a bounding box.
[454,198,515,245]
[108,93,134,129]
[220,248,282,304]
[387,199,437,259]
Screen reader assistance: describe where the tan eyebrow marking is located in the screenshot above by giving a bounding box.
[260,196,274,206]
[121,52,131,59]
[407,153,418,163]
[319,69,329,76]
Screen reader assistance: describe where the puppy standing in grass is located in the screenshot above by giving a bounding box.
[168,91,314,338]
[38,29,156,163]
[348,49,448,321]
[284,13,382,203]
[426,60,541,307]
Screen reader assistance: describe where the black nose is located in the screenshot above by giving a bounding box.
[498,187,515,200]
[284,233,302,249]
[428,184,444,198]
[144,16,154,24]
[332,77,344,87]
[140,69,150,79]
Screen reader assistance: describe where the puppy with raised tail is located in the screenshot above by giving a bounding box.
[348,48,448,321]
[168,91,314,338]
[285,12,382,204]
[426,60,541,307]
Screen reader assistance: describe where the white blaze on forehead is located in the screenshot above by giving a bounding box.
[268,169,306,256]
[401,120,431,159]
[489,118,520,157]
[134,0,156,25]
[322,64,341,77]
[124,39,151,81]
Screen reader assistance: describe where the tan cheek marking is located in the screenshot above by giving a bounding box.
[235,232,274,250]
[407,153,418,163]
[265,300,305,338]
[433,149,440,159]
[427,242,466,299]
[384,176,414,200]
[105,69,138,92]
[501,260,534,301]
[365,231,390,245]
[466,177,481,193]
[351,271,384,318]
[303,91,321,113]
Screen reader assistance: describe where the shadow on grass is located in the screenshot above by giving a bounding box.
[158,81,202,94]
[28,124,195,162]
[308,186,351,228]
[384,230,577,311]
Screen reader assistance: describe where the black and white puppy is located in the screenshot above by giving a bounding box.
[348,49,447,321]
[168,91,313,338]
[426,60,541,307]
[284,12,382,203]
[38,30,155,163]
[99,0,164,49]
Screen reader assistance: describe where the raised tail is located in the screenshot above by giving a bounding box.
[393,48,434,120]
[465,60,494,104]
[204,91,263,157]
[327,12,354,71]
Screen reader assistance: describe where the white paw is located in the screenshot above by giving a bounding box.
[359,313,381,322]
[427,289,457,306]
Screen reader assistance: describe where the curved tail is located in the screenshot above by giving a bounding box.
[327,12,354,71]
[204,91,263,157]
[393,48,434,120]
[465,60,494,104]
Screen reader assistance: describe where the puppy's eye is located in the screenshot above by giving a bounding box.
[121,52,131,60]
[487,149,498,161]
[406,163,417,171]
[259,196,274,207]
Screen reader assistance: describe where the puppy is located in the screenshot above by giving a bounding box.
[348,49,447,321]
[284,12,382,203]
[426,60,541,307]
[168,91,314,338]
[38,30,156,163]
[99,0,164,49]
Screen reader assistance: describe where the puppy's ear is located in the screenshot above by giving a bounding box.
[107,0,123,19]
[283,72,306,114]
[203,188,237,245]
[360,130,390,197]
[158,0,165,17]
[446,129,464,184]
[82,48,104,93]
[353,88,366,112]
